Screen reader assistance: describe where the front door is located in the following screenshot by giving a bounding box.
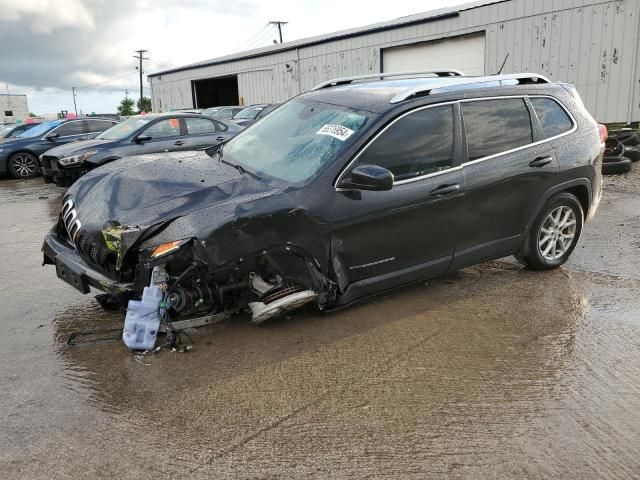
[327,104,465,301]
[135,117,189,154]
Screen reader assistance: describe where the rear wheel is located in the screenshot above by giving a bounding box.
[516,193,583,270]
[8,152,40,178]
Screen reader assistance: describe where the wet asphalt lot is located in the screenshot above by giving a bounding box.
[1,168,640,479]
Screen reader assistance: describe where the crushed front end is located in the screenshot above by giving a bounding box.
[43,194,334,326]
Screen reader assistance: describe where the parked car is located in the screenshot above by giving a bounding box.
[202,106,244,121]
[0,117,117,178]
[40,113,242,187]
[176,108,203,114]
[231,103,280,127]
[0,122,41,142]
[43,71,603,326]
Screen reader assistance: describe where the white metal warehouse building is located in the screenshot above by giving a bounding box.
[149,0,640,124]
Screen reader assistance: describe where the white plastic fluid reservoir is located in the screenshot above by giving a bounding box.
[122,282,162,350]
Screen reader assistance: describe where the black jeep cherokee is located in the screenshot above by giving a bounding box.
[42,71,604,324]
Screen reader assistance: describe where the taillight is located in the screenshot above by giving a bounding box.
[598,124,608,143]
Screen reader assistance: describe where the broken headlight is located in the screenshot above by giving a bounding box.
[58,150,98,167]
[148,239,192,259]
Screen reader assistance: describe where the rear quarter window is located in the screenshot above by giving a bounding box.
[462,98,533,161]
[530,97,574,138]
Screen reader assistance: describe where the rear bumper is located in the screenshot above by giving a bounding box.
[42,229,135,297]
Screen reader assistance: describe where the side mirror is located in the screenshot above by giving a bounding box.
[135,134,152,143]
[45,132,59,141]
[340,165,394,191]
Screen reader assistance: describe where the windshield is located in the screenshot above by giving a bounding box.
[234,106,264,120]
[18,119,63,138]
[222,99,375,183]
[0,125,14,137]
[97,116,151,140]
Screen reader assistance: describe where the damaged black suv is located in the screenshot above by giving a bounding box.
[43,71,604,324]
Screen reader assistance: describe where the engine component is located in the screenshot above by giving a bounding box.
[167,284,215,313]
[249,272,282,296]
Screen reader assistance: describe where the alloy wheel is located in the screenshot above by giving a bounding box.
[12,154,38,177]
[538,206,577,261]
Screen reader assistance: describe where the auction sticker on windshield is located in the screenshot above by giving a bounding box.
[316,124,355,141]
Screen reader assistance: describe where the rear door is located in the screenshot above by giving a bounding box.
[329,104,465,294]
[184,116,228,150]
[451,97,558,269]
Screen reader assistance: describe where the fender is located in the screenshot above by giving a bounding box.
[524,177,592,230]
[88,156,121,168]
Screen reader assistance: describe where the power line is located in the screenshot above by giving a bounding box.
[234,24,276,52]
[27,71,138,96]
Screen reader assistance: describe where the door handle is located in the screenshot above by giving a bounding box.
[216,136,225,141]
[174,140,185,146]
[429,184,461,197]
[529,156,553,168]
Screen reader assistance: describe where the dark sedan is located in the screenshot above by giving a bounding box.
[40,113,243,186]
[0,117,117,178]
[231,103,280,127]
[0,122,40,142]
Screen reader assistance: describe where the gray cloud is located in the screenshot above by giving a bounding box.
[0,0,255,91]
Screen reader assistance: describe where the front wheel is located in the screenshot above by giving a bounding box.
[516,193,584,270]
[8,152,40,178]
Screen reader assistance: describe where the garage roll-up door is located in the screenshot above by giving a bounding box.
[383,33,485,76]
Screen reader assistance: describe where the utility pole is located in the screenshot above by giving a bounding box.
[133,49,149,112]
[71,86,78,116]
[125,89,129,101]
[269,21,288,43]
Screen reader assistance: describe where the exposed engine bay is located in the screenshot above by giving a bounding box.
[116,238,333,350]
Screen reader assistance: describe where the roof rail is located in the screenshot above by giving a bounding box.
[311,69,465,90]
[389,73,551,103]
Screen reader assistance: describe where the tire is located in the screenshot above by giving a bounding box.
[615,131,640,146]
[623,145,640,162]
[516,193,583,270]
[602,157,632,175]
[604,138,625,157]
[8,152,40,178]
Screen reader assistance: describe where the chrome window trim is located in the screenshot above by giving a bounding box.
[334,95,577,189]
[40,120,86,140]
[460,95,577,167]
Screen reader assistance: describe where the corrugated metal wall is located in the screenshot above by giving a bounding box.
[150,0,640,123]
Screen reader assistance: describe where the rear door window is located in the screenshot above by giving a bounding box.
[54,121,85,137]
[358,105,454,182]
[462,98,533,161]
[185,117,216,135]
[86,119,115,133]
[530,97,574,138]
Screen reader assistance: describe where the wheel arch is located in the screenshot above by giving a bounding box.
[526,178,592,230]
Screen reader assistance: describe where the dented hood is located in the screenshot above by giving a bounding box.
[68,150,284,230]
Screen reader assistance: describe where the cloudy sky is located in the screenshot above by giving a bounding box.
[0,0,469,116]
